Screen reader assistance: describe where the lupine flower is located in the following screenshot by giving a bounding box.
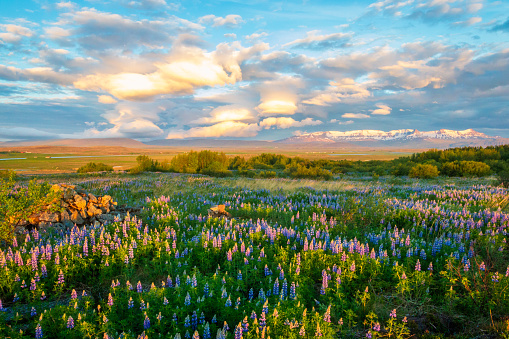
[137,281,143,293]
[144,314,150,329]
[192,331,200,339]
[225,296,232,307]
[128,297,134,309]
[315,323,322,337]
[67,316,75,329]
[234,323,243,339]
[31,307,37,317]
[35,323,43,339]
[415,259,421,272]
[57,270,64,285]
[299,326,305,336]
[107,293,114,306]
[323,305,331,322]
[71,289,77,300]
[390,309,397,318]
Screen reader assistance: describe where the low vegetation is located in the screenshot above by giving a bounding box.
[77,162,114,173]
[0,173,508,338]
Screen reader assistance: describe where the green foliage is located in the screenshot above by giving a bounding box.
[130,155,170,173]
[497,170,509,187]
[77,162,114,173]
[409,164,440,179]
[0,174,60,244]
[170,150,230,177]
[0,169,17,179]
[440,160,491,177]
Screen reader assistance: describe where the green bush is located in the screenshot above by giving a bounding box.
[77,162,114,173]
[0,169,17,179]
[409,164,439,179]
[441,161,491,177]
[497,170,509,187]
[0,174,60,244]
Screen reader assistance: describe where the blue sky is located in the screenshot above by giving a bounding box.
[1,0,508,141]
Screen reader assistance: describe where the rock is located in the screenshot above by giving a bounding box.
[88,193,98,204]
[39,212,59,223]
[63,189,75,200]
[70,210,84,224]
[74,195,87,210]
[98,214,115,222]
[60,210,70,222]
[101,195,112,205]
[208,205,231,218]
[87,205,102,217]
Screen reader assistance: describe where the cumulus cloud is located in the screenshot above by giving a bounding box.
[453,17,482,27]
[342,113,370,119]
[0,24,34,43]
[98,95,118,104]
[44,26,71,39]
[167,121,260,138]
[283,30,352,50]
[74,41,268,100]
[303,78,371,106]
[255,76,304,115]
[260,117,322,129]
[192,105,254,124]
[0,65,75,85]
[199,14,244,28]
[371,103,392,115]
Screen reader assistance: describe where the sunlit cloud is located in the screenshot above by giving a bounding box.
[98,95,118,104]
[371,104,392,115]
[342,113,370,119]
[260,117,322,129]
[199,14,244,28]
[167,121,260,138]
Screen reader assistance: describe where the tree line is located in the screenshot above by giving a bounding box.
[79,145,509,183]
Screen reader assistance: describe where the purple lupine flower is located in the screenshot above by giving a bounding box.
[107,293,114,306]
[273,278,279,295]
[366,331,372,338]
[40,291,46,301]
[34,322,43,339]
[373,322,380,331]
[225,296,232,307]
[128,297,134,309]
[137,281,143,293]
[299,326,305,336]
[192,330,200,339]
[57,270,64,285]
[185,292,191,306]
[71,289,77,300]
[163,297,169,305]
[242,316,249,333]
[234,323,243,339]
[415,259,421,272]
[315,323,322,337]
[31,307,37,317]
[41,264,47,278]
[173,313,178,324]
[67,316,75,329]
[390,309,397,318]
[30,278,37,291]
[203,322,211,339]
[144,314,150,329]
[323,305,331,322]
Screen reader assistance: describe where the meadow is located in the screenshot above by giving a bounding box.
[0,172,508,338]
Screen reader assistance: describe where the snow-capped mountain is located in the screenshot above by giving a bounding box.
[278,129,495,143]
[275,129,509,148]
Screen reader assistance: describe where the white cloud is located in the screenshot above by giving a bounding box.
[98,95,118,104]
[371,104,392,115]
[0,24,34,43]
[199,14,244,27]
[167,121,260,138]
[192,106,254,124]
[342,113,370,119]
[260,117,322,129]
[283,30,352,50]
[303,78,371,106]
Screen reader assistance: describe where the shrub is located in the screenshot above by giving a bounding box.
[409,164,439,179]
[77,162,114,173]
[0,174,60,244]
[441,161,491,177]
[497,170,509,187]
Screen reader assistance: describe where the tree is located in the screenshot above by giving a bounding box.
[409,164,439,179]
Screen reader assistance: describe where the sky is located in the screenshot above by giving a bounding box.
[0,0,508,141]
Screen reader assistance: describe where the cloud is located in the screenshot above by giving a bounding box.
[44,26,71,40]
[453,17,482,27]
[256,100,299,115]
[259,117,322,129]
[74,41,268,100]
[255,76,304,115]
[167,121,260,138]
[341,113,370,119]
[98,95,118,104]
[192,106,254,124]
[0,24,34,43]
[303,78,371,106]
[490,17,509,32]
[371,103,392,115]
[199,14,244,28]
[0,127,57,141]
[0,65,75,85]
[245,32,268,42]
[283,30,352,50]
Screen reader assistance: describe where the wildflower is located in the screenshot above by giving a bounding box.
[315,323,322,337]
[71,289,77,300]
[390,309,397,318]
[40,291,46,301]
[30,278,37,291]
[402,316,407,323]
[193,331,200,339]
[225,296,232,307]
[234,323,243,339]
[67,316,75,329]
[137,281,143,293]
[373,322,380,331]
[163,297,169,305]
[35,323,43,339]
[57,270,64,285]
[107,293,113,306]
[299,326,306,336]
[31,307,37,317]
[185,292,191,306]
[323,305,331,322]
[415,259,421,272]
[144,314,150,329]
[128,297,134,309]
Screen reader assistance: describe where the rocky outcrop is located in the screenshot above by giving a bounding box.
[208,205,231,219]
[17,184,127,232]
